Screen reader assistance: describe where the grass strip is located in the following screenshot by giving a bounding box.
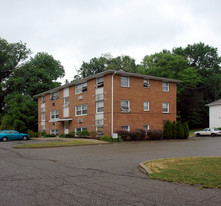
[145,157,221,188]
[14,140,94,148]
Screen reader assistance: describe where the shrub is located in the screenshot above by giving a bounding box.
[101,135,123,142]
[89,131,96,139]
[27,130,39,138]
[40,131,46,137]
[59,134,66,138]
[147,130,163,140]
[183,122,189,139]
[76,130,89,137]
[172,121,177,139]
[177,122,184,139]
[163,120,172,139]
[116,130,130,141]
[43,133,56,138]
[134,129,146,140]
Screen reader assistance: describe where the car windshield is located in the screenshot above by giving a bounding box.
[214,128,219,131]
[203,128,208,131]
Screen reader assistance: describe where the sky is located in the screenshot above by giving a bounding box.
[1,0,221,82]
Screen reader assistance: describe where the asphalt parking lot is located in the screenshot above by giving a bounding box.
[0,136,221,206]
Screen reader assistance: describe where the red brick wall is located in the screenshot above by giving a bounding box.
[38,73,177,136]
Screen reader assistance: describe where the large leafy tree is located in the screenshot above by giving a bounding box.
[6,52,65,96]
[76,53,137,79]
[0,38,31,115]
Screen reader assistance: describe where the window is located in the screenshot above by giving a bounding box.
[95,93,104,101]
[41,125,45,131]
[162,102,169,113]
[144,124,149,133]
[41,107,45,112]
[75,104,87,116]
[121,100,130,112]
[75,82,87,94]
[162,82,169,92]
[50,129,59,136]
[144,101,149,111]
[50,91,59,100]
[121,125,130,131]
[64,97,69,107]
[42,96,45,103]
[50,110,59,119]
[41,112,45,121]
[121,76,129,87]
[95,119,104,126]
[96,126,104,135]
[96,101,104,113]
[144,79,149,88]
[96,77,104,88]
[75,127,87,135]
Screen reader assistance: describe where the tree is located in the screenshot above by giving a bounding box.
[6,52,65,96]
[163,120,172,139]
[0,38,31,115]
[177,122,184,139]
[76,53,137,79]
[183,122,189,139]
[0,94,38,132]
[172,121,177,139]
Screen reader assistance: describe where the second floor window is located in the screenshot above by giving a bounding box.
[76,82,87,94]
[50,110,59,119]
[162,102,169,113]
[76,104,87,116]
[144,101,149,111]
[121,100,130,112]
[96,101,104,113]
[121,76,130,87]
[64,97,69,107]
[50,91,59,100]
[162,82,169,92]
[41,112,45,121]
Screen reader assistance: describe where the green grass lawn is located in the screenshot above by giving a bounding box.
[145,157,221,188]
[14,140,95,148]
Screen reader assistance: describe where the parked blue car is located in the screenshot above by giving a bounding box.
[0,130,30,142]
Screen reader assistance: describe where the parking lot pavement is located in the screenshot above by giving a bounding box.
[0,137,221,206]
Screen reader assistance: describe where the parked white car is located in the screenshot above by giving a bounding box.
[194,128,221,136]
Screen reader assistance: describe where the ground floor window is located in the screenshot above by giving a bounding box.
[50,129,59,136]
[96,126,104,135]
[121,125,130,131]
[75,127,87,135]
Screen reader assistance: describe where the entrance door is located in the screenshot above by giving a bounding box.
[64,121,69,134]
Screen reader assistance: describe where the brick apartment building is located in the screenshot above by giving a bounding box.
[34,69,181,136]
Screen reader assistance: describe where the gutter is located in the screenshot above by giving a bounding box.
[111,71,117,136]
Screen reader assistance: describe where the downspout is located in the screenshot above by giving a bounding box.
[111,71,117,136]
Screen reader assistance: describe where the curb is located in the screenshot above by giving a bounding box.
[138,161,153,175]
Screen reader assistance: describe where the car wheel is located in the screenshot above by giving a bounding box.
[196,133,201,136]
[22,136,28,141]
[2,137,8,142]
[211,133,216,137]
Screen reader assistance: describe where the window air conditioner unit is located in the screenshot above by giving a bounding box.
[78,118,83,123]
[78,95,83,100]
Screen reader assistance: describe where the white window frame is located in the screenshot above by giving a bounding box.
[121,125,130,131]
[121,100,130,113]
[41,112,45,121]
[96,77,104,88]
[144,124,149,133]
[162,102,169,113]
[50,129,59,136]
[144,101,149,111]
[75,82,87,94]
[95,119,104,126]
[162,82,169,92]
[121,76,130,87]
[50,91,59,100]
[64,97,69,107]
[143,79,149,88]
[50,110,59,119]
[42,96,45,103]
[75,104,87,116]
[96,101,104,113]
[75,127,88,135]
